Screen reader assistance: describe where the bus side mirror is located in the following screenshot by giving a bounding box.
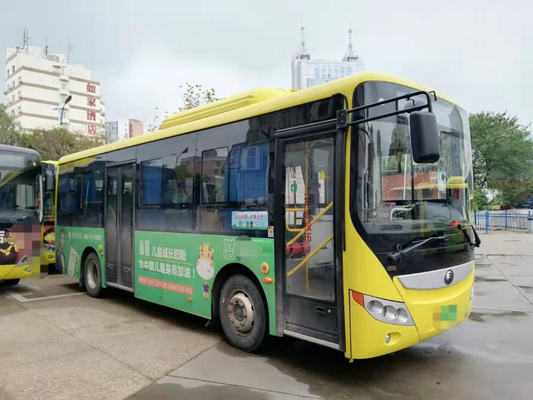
[410,111,440,164]
[45,171,55,191]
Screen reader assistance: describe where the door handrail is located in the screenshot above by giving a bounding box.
[286,202,333,246]
[286,234,333,277]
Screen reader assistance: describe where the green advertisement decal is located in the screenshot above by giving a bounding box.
[56,227,105,279]
[135,231,275,326]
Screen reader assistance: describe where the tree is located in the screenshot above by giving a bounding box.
[179,83,221,111]
[1,105,102,160]
[470,112,533,205]
[0,103,22,145]
[20,128,103,161]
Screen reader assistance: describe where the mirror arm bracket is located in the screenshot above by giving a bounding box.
[337,90,434,130]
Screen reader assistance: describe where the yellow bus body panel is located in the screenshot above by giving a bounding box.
[394,269,474,342]
[348,292,420,359]
[0,256,40,280]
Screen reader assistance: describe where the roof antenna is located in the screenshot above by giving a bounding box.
[296,23,310,60]
[343,24,359,62]
[44,36,49,57]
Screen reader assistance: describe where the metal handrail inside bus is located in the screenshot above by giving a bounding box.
[286,202,333,246]
[286,234,333,277]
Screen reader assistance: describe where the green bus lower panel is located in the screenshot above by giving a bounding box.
[55,227,105,284]
[134,231,276,334]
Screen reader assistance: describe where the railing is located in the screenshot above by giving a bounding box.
[474,210,532,233]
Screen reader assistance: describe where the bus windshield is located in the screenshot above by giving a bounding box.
[0,170,38,214]
[353,81,474,234]
[0,150,38,182]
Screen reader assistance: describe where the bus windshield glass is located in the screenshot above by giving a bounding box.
[0,150,38,182]
[353,81,474,233]
[0,170,38,214]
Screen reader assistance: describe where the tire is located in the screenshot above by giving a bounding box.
[219,274,267,352]
[0,279,20,286]
[84,253,103,298]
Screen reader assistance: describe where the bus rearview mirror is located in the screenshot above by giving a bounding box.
[410,111,440,164]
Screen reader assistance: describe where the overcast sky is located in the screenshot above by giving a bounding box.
[1,0,532,130]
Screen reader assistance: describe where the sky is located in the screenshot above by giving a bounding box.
[1,0,532,130]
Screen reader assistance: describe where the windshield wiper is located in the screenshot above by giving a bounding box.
[388,232,463,262]
[461,225,481,248]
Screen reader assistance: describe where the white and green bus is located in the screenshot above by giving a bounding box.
[55,72,477,359]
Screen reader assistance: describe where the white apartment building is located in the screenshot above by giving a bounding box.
[291,27,364,90]
[105,119,143,143]
[4,45,105,136]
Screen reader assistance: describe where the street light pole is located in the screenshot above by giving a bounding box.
[60,95,72,126]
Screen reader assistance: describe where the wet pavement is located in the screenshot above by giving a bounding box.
[1,231,533,399]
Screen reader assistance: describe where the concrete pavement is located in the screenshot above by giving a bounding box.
[131,232,533,400]
[0,276,220,399]
[1,231,533,399]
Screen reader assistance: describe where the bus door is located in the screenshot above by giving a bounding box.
[105,163,134,289]
[275,127,344,350]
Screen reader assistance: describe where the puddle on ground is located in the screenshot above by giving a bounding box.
[469,310,527,323]
[260,339,461,400]
[474,277,506,283]
[129,382,272,400]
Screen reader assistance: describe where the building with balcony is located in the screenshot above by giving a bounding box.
[4,45,105,136]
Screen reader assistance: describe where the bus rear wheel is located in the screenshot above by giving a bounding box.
[219,274,267,352]
[0,279,20,286]
[84,253,103,298]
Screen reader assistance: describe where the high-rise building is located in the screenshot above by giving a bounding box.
[4,36,105,136]
[291,27,364,90]
[105,118,144,143]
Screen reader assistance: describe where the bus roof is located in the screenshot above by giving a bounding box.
[0,144,40,157]
[59,71,463,165]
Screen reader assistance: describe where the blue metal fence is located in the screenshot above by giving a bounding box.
[474,210,531,233]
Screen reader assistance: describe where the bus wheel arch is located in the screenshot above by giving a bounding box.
[212,263,268,323]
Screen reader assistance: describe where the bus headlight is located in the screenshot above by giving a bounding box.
[470,285,474,302]
[362,294,415,326]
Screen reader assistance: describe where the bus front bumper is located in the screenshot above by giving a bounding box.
[394,265,474,342]
[346,263,474,359]
[0,264,34,280]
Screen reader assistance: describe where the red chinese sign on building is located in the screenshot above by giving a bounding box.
[87,97,96,107]
[87,83,95,93]
[87,111,96,121]
[87,125,96,135]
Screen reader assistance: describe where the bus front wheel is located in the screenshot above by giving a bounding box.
[84,253,103,298]
[219,274,267,352]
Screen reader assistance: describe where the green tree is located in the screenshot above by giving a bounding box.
[1,104,101,160]
[0,103,23,145]
[20,128,103,161]
[179,83,221,111]
[470,112,533,206]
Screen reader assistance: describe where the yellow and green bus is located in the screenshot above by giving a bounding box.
[55,72,478,359]
[0,145,45,285]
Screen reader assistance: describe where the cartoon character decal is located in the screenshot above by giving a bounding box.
[196,243,215,299]
[223,238,236,261]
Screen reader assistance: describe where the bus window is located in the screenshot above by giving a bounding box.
[201,147,228,204]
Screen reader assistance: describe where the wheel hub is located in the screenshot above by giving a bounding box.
[227,291,254,334]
